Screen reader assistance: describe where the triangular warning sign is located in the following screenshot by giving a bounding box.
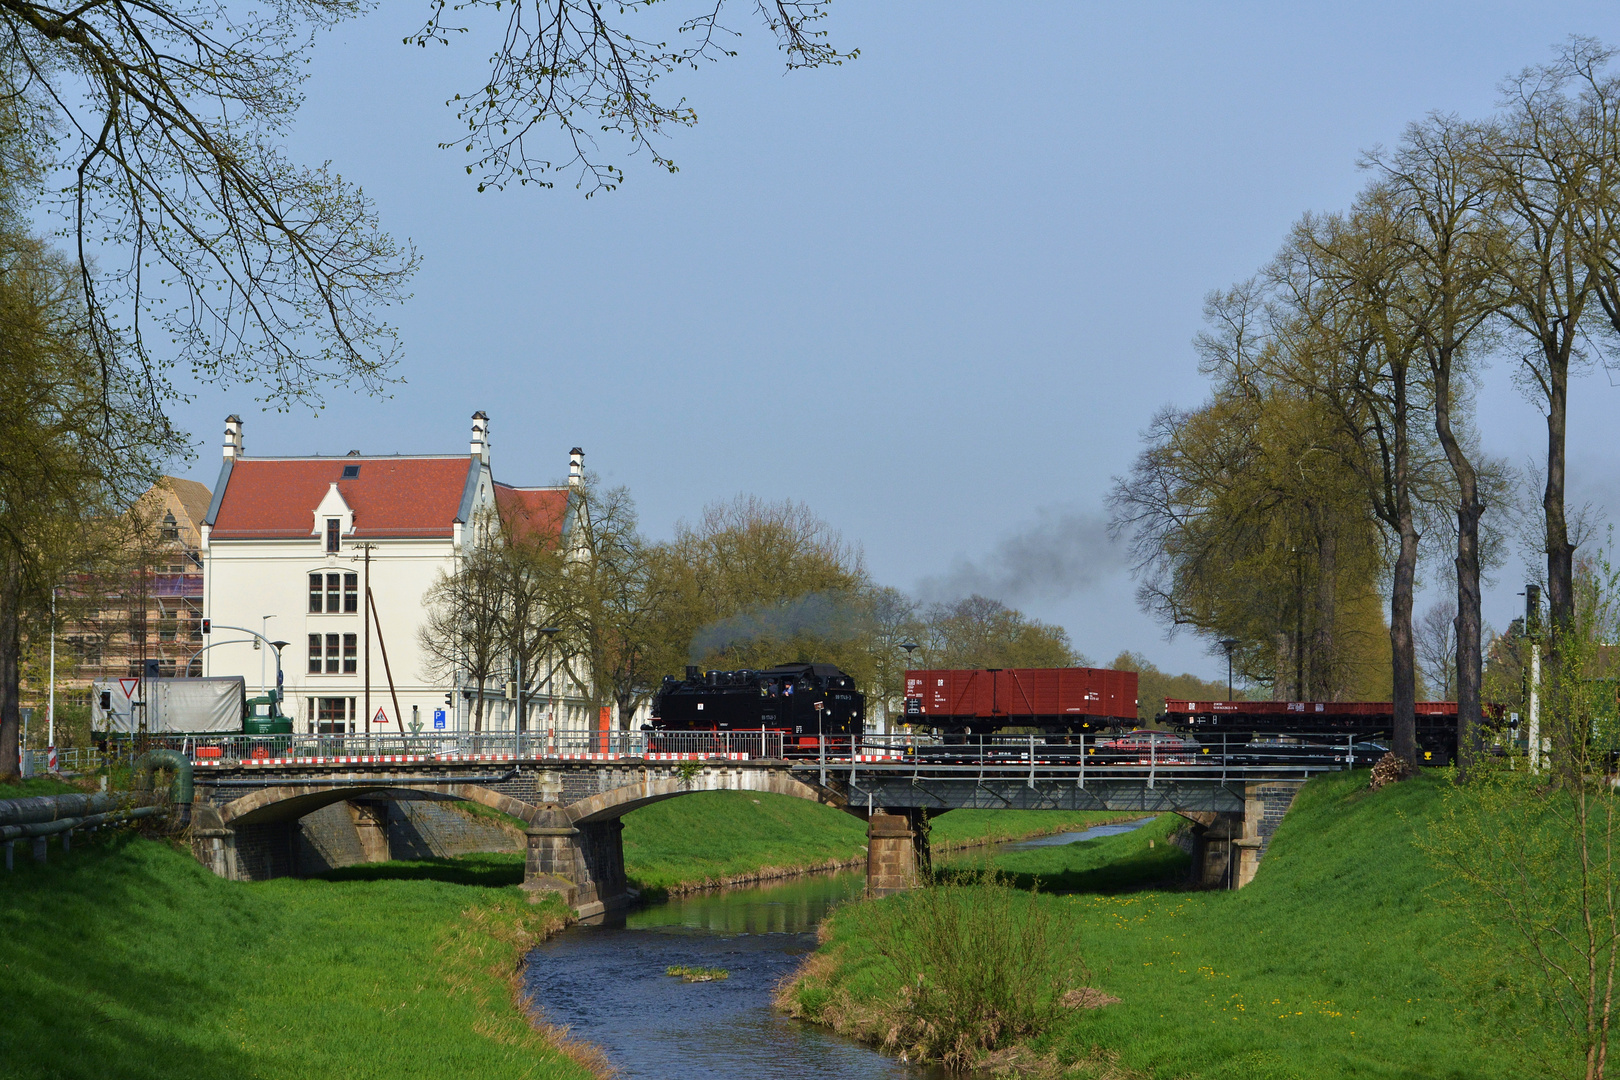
[373,708,390,726]
[118,678,139,698]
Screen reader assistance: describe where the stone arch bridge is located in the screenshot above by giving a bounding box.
[188,748,1331,916]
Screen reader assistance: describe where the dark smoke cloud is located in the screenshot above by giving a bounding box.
[914,508,1128,606]
[689,590,863,663]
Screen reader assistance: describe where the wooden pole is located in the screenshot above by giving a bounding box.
[363,544,371,742]
[368,589,405,744]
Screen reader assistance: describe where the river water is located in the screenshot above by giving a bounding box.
[521,818,1153,1078]
[522,871,944,1079]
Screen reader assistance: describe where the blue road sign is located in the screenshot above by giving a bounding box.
[433,709,446,730]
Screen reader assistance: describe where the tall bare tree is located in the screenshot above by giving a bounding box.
[1367,112,1506,777]
[1479,40,1620,774]
[418,513,506,733]
[0,1,851,418]
[1268,193,1441,762]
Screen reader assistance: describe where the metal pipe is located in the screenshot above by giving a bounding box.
[0,791,153,828]
[0,804,162,842]
[133,749,194,825]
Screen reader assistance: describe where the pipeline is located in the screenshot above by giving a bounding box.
[133,749,194,826]
[0,804,163,841]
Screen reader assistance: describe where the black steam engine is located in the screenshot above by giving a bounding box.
[650,663,865,753]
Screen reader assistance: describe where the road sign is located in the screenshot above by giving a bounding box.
[433,709,446,730]
[373,707,390,726]
[118,678,139,698]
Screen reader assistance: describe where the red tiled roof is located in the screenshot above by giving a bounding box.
[210,457,477,540]
[495,484,569,543]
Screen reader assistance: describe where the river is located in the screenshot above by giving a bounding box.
[521,818,1153,1078]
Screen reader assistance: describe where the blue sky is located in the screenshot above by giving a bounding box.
[166,2,1620,681]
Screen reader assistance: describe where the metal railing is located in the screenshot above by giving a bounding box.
[809,731,1379,788]
[82,729,1380,783]
[98,728,789,764]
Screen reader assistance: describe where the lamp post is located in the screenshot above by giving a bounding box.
[259,614,276,697]
[897,640,920,737]
[538,627,560,751]
[47,586,56,758]
[1525,584,1542,772]
[1218,639,1239,702]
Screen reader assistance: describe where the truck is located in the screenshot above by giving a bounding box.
[93,676,292,735]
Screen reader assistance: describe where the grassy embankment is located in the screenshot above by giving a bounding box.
[619,789,1147,896]
[0,777,1160,1079]
[782,770,1521,1079]
[1,831,601,1080]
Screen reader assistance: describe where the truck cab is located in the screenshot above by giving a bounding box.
[244,694,293,735]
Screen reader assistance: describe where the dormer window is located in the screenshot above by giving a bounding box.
[341,464,360,479]
[325,518,340,552]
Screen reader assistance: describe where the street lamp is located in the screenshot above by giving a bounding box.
[259,614,277,696]
[897,641,920,736]
[538,627,560,750]
[1218,639,1239,702]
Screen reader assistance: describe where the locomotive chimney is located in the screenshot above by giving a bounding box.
[470,411,489,464]
[568,447,584,488]
[223,414,243,460]
[685,665,700,682]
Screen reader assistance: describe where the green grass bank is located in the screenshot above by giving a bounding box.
[620,790,1152,896]
[1,833,597,1080]
[782,770,1521,1079]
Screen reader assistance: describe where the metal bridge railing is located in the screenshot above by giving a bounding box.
[82,729,1381,781]
[96,728,789,764]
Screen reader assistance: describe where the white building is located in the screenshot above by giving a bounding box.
[199,412,595,737]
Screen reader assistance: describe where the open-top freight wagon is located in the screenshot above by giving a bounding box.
[1159,699,1486,765]
[902,667,1139,735]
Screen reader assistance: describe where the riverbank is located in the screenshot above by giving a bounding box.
[780,770,1521,1078]
[1,834,600,1080]
[621,790,1152,898]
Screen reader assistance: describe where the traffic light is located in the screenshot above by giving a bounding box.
[200,618,211,634]
[444,692,454,708]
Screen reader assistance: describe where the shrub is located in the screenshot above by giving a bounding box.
[862,868,1075,1069]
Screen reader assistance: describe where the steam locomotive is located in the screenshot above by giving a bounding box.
[649,663,866,751]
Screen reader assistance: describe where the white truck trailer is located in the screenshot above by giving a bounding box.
[93,676,247,734]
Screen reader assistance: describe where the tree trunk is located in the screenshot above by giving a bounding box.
[0,553,21,783]
[1390,512,1420,764]
[1310,526,1337,700]
[473,676,485,734]
[1543,346,1578,778]
[1434,357,1484,779]
[1390,366,1419,765]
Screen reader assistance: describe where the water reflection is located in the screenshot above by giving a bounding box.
[995,817,1153,852]
[524,871,944,1080]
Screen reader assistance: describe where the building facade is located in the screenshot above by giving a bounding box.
[60,477,213,688]
[200,413,594,736]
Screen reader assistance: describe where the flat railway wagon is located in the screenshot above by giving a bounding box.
[649,663,865,756]
[1161,699,1477,765]
[903,666,1139,736]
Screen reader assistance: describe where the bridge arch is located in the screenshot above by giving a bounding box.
[217,783,541,828]
[565,767,840,824]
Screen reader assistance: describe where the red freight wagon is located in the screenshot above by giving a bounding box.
[903,667,1139,734]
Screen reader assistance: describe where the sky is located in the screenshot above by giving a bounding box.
[163,2,1620,683]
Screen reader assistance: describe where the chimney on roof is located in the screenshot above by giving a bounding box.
[223,415,243,460]
[470,411,490,465]
[568,447,584,488]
